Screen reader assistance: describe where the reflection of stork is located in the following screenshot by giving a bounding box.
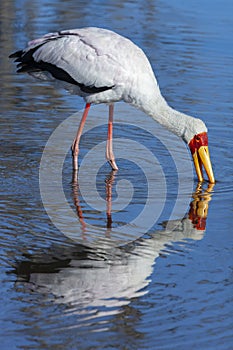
[13,182,214,321]
[10,27,214,182]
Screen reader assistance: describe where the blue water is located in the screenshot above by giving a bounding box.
[1,0,233,349]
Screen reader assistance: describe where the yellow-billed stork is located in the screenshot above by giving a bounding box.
[10,27,215,183]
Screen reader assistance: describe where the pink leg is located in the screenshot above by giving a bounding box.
[72,103,91,170]
[106,104,118,170]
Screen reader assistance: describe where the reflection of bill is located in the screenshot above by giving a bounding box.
[188,183,214,231]
[14,182,214,320]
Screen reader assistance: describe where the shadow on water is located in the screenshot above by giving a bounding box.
[11,180,214,328]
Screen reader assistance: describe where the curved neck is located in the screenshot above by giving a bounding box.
[125,72,205,144]
[132,91,194,143]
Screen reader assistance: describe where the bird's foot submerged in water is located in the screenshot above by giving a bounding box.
[71,142,79,171]
[71,143,119,171]
[108,158,119,171]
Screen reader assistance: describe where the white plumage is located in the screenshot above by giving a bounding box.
[10,27,215,183]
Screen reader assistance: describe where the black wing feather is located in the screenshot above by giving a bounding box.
[9,39,114,94]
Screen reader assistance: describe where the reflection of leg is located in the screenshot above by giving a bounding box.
[72,103,91,170]
[106,178,112,229]
[72,169,115,234]
[72,170,86,237]
[106,171,115,229]
[106,104,118,170]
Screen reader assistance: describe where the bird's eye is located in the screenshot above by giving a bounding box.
[195,135,201,142]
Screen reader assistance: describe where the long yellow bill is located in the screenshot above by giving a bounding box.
[192,146,215,183]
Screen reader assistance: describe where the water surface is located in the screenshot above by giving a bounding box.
[1,0,233,349]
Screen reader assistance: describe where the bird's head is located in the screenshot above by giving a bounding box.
[185,118,215,183]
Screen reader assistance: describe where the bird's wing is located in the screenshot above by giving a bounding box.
[21,28,130,91]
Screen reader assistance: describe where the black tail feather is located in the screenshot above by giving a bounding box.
[9,50,24,59]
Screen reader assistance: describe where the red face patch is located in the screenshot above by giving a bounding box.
[189,132,208,155]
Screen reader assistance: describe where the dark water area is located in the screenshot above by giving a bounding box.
[1,0,233,349]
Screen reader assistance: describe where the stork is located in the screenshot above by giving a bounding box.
[10,27,215,183]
